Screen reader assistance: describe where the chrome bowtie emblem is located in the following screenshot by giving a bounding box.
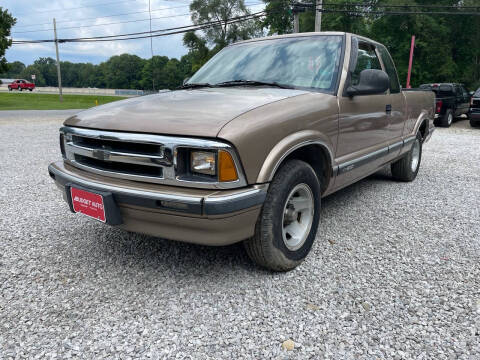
[92,149,110,161]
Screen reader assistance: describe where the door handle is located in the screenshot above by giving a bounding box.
[386,104,392,114]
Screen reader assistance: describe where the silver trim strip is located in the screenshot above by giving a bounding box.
[61,126,247,189]
[336,135,417,175]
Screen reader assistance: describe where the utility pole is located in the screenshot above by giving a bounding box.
[294,12,299,33]
[148,0,155,91]
[53,18,63,102]
[292,3,306,33]
[315,0,322,32]
[406,35,415,89]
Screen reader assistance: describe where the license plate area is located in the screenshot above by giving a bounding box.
[71,187,106,222]
[65,183,122,225]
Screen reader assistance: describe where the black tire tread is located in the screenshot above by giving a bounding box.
[439,109,453,127]
[244,160,320,272]
[391,133,422,182]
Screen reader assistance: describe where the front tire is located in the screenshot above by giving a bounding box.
[244,159,321,271]
[19,87,22,92]
[391,133,422,182]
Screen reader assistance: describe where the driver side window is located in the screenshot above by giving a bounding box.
[351,42,382,86]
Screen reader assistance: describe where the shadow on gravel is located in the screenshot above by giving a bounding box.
[84,167,394,275]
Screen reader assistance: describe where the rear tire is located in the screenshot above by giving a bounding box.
[29,88,33,92]
[391,133,422,182]
[19,87,22,92]
[470,119,480,128]
[243,159,321,272]
[439,109,453,127]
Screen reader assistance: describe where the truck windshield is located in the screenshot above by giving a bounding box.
[187,36,343,93]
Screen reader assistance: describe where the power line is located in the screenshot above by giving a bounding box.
[12,4,480,45]
[318,9,480,16]
[321,2,480,10]
[291,3,480,16]
[12,2,263,33]
[14,1,263,29]
[13,4,192,28]
[11,12,265,44]
[12,13,192,34]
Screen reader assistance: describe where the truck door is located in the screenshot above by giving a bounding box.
[377,44,406,161]
[335,40,391,189]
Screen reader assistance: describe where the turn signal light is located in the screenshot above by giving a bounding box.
[218,150,238,182]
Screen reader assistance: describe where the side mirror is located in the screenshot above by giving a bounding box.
[346,69,390,97]
[183,77,190,85]
[470,91,475,96]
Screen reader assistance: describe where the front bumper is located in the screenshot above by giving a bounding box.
[48,161,267,245]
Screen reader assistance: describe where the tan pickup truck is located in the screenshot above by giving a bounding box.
[48,32,435,271]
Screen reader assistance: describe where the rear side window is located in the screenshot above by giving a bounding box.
[351,42,382,86]
[378,45,401,93]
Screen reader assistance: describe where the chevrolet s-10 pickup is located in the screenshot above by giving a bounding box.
[48,32,435,271]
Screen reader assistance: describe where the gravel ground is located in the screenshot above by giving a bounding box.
[0,112,479,359]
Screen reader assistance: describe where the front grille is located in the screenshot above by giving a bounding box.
[60,126,247,189]
[72,135,163,157]
[63,128,170,184]
[74,154,163,178]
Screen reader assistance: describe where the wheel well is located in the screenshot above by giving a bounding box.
[280,144,332,194]
[419,120,427,141]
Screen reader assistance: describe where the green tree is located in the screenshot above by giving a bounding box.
[182,32,211,74]
[20,65,45,86]
[189,0,258,48]
[32,57,58,86]
[262,0,293,35]
[0,7,15,73]
[0,60,25,78]
[102,54,145,89]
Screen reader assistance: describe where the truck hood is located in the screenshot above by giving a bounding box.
[64,87,308,137]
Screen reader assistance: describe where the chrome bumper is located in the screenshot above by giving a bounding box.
[48,162,267,216]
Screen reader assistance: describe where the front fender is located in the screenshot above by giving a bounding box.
[256,130,335,183]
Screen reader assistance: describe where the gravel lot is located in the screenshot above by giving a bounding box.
[1,111,479,359]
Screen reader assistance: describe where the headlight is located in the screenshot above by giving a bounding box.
[186,149,239,182]
[191,151,216,176]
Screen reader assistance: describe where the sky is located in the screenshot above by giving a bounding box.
[3,0,265,66]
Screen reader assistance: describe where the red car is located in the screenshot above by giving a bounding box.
[8,79,35,92]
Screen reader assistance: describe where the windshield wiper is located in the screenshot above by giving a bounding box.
[180,82,213,89]
[214,80,294,89]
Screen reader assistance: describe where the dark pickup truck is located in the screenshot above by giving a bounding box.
[470,88,480,127]
[420,83,470,127]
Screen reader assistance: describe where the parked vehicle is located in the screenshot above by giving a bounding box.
[8,79,35,92]
[419,83,470,127]
[48,32,435,271]
[469,88,480,127]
